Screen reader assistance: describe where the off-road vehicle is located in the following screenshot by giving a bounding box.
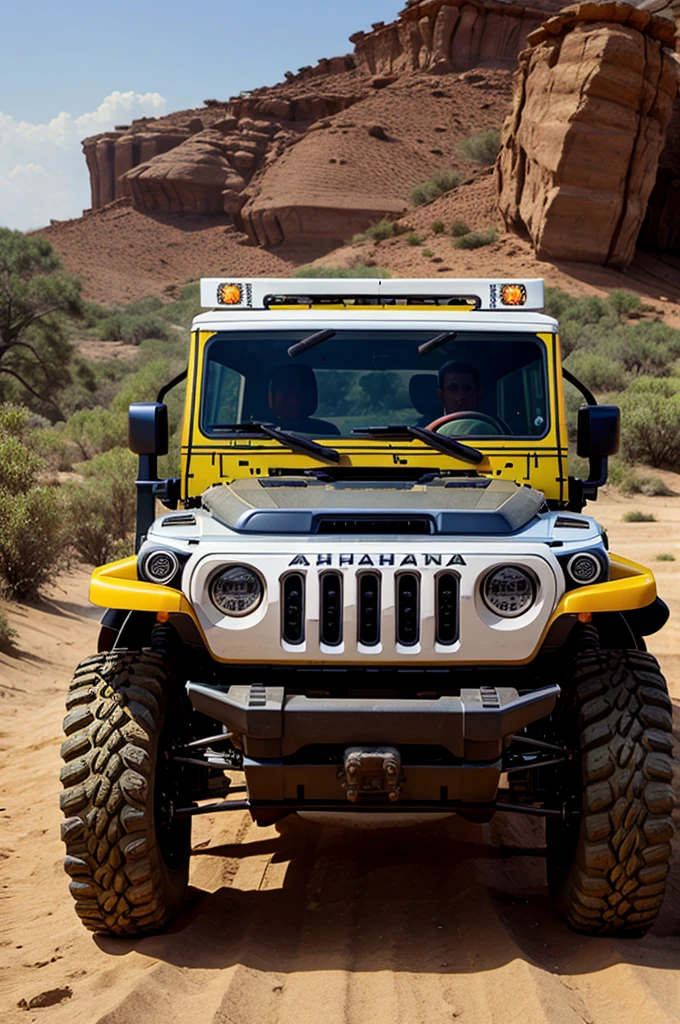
[59,277,674,937]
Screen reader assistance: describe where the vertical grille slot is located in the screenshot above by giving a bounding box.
[320,571,343,647]
[357,572,381,647]
[281,572,305,645]
[436,572,459,645]
[396,572,420,647]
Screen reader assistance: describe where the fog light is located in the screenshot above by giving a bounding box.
[142,549,179,585]
[210,565,264,617]
[482,565,536,618]
[566,552,602,585]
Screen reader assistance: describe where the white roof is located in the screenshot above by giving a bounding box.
[199,277,545,313]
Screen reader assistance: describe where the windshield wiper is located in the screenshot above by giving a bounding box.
[351,424,483,465]
[418,330,457,356]
[288,329,336,358]
[211,421,341,464]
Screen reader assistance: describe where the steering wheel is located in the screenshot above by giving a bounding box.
[427,411,510,434]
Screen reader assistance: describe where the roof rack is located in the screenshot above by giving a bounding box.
[199,278,545,313]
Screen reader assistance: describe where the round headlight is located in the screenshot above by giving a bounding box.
[143,549,179,585]
[482,565,536,618]
[210,565,264,617]
[566,552,602,586]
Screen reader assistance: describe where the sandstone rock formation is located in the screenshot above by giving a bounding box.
[352,0,567,75]
[496,0,679,265]
[640,89,680,251]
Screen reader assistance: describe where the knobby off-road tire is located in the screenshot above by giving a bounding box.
[59,649,191,936]
[547,649,675,938]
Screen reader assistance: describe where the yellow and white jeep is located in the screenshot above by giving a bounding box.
[59,278,674,938]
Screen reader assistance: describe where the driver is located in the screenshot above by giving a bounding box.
[435,360,499,436]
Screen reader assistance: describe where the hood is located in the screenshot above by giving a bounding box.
[201,476,545,536]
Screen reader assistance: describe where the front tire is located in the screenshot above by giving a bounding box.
[59,649,191,936]
[547,649,675,937]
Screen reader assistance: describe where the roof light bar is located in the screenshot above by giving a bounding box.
[199,278,545,312]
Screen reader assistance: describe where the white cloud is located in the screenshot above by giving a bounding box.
[0,91,168,231]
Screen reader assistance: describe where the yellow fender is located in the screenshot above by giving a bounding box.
[547,552,656,625]
[90,556,200,627]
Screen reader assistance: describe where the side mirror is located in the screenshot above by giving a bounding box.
[129,402,169,457]
[577,405,620,459]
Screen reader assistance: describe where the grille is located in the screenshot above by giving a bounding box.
[357,572,381,647]
[396,572,420,647]
[280,567,461,653]
[281,572,305,645]
[320,572,343,647]
[435,572,459,645]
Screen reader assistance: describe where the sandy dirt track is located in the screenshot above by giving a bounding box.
[1,490,679,1024]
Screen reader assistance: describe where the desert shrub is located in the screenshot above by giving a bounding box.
[0,610,16,651]
[0,486,67,600]
[618,378,680,469]
[62,407,127,460]
[422,248,434,258]
[432,220,445,234]
[0,404,67,599]
[449,220,471,238]
[602,324,679,378]
[351,218,396,243]
[452,227,498,250]
[66,448,137,564]
[461,129,501,165]
[406,232,424,246]
[608,289,642,318]
[656,553,676,562]
[294,263,390,278]
[618,468,674,497]
[564,351,628,393]
[410,170,461,206]
[622,510,656,523]
[97,310,170,344]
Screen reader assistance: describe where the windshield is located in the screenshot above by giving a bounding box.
[201,330,549,440]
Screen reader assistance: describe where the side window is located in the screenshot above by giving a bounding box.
[497,362,546,436]
[203,364,243,427]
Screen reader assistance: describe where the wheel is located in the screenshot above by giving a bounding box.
[426,410,510,434]
[546,649,675,937]
[59,648,191,936]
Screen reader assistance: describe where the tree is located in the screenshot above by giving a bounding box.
[0,229,82,418]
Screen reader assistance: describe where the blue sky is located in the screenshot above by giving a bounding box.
[1,0,400,230]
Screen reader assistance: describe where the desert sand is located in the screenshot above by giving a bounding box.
[1,487,678,1024]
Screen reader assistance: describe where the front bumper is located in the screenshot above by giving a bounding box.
[187,681,559,811]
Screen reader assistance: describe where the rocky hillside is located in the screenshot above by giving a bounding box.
[42,0,680,296]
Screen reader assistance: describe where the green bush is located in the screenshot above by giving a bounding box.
[564,351,628,393]
[656,553,676,562]
[97,310,170,344]
[450,220,471,238]
[622,510,656,523]
[618,378,680,469]
[406,232,424,246]
[452,228,498,250]
[422,248,434,258]
[62,407,127,461]
[66,448,137,565]
[608,289,641,318]
[432,220,445,234]
[0,610,17,652]
[461,130,501,165]
[618,469,674,497]
[294,263,390,278]
[410,170,461,206]
[351,218,396,243]
[0,487,67,600]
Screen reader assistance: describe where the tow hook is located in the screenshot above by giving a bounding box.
[339,746,402,803]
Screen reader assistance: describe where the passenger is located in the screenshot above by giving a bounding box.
[268,364,340,436]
